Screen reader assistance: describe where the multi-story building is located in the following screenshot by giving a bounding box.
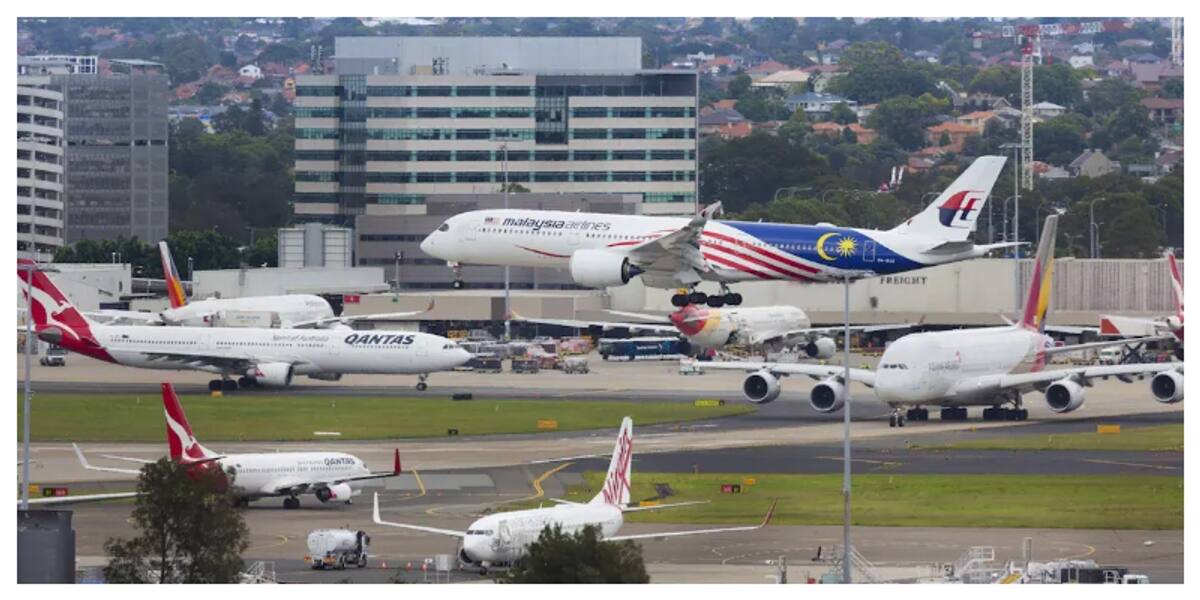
[18,54,98,75]
[17,75,66,261]
[294,37,699,226]
[50,61,170,243]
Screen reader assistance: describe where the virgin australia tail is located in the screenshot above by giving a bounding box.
[890,155,1007,242]
[591,417,633,506]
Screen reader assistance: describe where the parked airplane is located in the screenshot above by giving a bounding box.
[512,304,907,358]
[87,241,431,329]
[18,259,469,391]
[692,216,1184,426]
[1100,249,1184,358]
[373,417,776,570]
[420,156,1013,307]
[72,383,402,508]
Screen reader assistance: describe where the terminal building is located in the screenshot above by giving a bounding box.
[17,72,66,262]
[292,36,700,226]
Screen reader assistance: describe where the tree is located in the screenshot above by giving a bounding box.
[938,132,951,147]
[1162,77,1184,99]
[218,51,237,68]
[830,102,857,124]
[734,88,789,122]
[700,131,830,212]
[777,108,811,146]
[1102,99,1153,147]
[1033,117,1086,165]
[727,73,752,98]
[161,34,215,84]
[502,524,649,583]
[828,41,936,103]
[1086,78,1143,117]
[968,66,1020,103]
[866,94,948,150]
[1033,63,1083,108]
[103,459,249,583]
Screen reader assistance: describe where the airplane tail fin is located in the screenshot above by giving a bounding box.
[591,417,633,506]
[1018,215,1059,333]
[1166,250,1183,322]
[159,241,188,309]
[162,383,215,463]
[17,259,98,343]
[890,155,1006,241]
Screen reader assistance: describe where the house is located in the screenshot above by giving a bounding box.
[1038,163,1071,180]
[924,122,978,152]
[747,60,788,77]
[238,64,263,80]
[751,69,810,89]
[1130,52,1163,64]
[1142,97,1184,125]
[1031,101,1066,119]
[907,156,939,172]
[699,108,753,139]
[1068,55,1094,69]
[1155,150,1182,175]
[802,65,845,93]
[856,103,878,122]
[845,123,878,145]
[1117,38,1154,49]
[1131,62,1184,91]
[956,111,998,134]
[785,92,856,117]
[1068,150,1121,178]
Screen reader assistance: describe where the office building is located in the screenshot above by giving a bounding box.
[294,37,699,225]
[17,74,66,261]
[18,54,98,75]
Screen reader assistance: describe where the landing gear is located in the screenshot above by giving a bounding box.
[705,285,744,307]
[208,379,222,392]
[688,291,708,306]
[237,376,258,389]
[283,496,300,509]
[888,409,906,428]
[416,374,428,391]
[449,262,465,289]
[707,295,726,308]
[983,406,1029,421]
[209,378,237,392]
[905,407,929,422]
[940,406,968,421]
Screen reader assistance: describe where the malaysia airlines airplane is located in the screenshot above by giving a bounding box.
[513,304,906,358]
[421,156,1013,307]
[88,241,431,329]
[18,259,470,391]
[373,417,776,571]
[694,216,1184,426]
[1100,249,1184,358]
[73,383,401,508]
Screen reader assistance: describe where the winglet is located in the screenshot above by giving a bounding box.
[372,492,383,524]
[393,449,402,476]
[760,499,779,527]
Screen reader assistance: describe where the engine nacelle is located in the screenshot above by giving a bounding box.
[1045,378,1086,413]
[810,377,847,413]
[250,362,293,387]
[315,483,354,503]
[568,249,642,288]
[1151,370,1184,404]
[307,372,343,382]
[742,369,782,404]
[804,337,837,359]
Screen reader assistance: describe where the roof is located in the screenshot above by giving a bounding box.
[846,123,875,134]
[757,70,810,84]
[811,122,842,133]
[1142,97,1184,110]
[1131,62,1184,83]
[747,60,788,74]
[959,110,997,121]
[926,122,978,134]
[1069,150,1110,169]
[787,92,851,105]
[1032,101,1065,110]
[699,108,747,126]
[712,99,739,110]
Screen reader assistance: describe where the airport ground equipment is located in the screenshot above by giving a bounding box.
[306,529,370,570]
[39,344,67,366]
[561,356,590,374]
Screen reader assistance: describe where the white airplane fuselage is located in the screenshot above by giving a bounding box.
[163,294,334,327]
[217,451,370,500]
[671,305,811,350]
[460,502,624,566]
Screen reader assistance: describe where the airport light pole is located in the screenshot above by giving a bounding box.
[1001,143,1023,312]
[19,261,55,511]
[394,251,404,294]
[1089,198,1103,259]
[494,137,523,341]
[841,274,852,584]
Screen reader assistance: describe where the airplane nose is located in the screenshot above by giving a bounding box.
[454,349,472,366]
[419,234,435,256]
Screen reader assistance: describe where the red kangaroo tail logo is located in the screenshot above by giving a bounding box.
[1167,251,1183,321]
[158,241,188,309]
[594,417,633,506]
[17,260,113,361]
[162,383,212,462]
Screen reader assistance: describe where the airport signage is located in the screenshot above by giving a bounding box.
[537,419,559,430]
[41,486,69,497]
[721,484,741,494]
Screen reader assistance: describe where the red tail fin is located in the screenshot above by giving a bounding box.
[17,260,112,361]
[162,383,211,462]
[1167,250,1183,322]
[393,449,402,475]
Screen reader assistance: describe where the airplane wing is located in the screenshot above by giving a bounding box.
[1042,336,1171,357]
[747,323,912,347]
[510,313,677,334]
[607,499,776,542]
[18,492,139,506]
[291,300,435,329]
[74,443,143,475]
[83,309,164,326]
[372,493,466,538]
[623,203,721,279]
[621,499,709,513]
[604,310,672,324]
[329,449,402,485]
[993,362,1182,391]
[692,360,877,387]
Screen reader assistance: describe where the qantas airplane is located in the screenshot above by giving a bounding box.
[18,259,470,391]
[1100,249,1184,358]
[72,383,401,509]
[373,417,776,571]
[693,216,1184,426]
[513,304,907,358]
[420,156,1014,307]
[88,241,431,329]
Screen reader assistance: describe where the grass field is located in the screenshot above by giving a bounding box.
[919,424,1184,452]
[18,393,754,442]
[550,472,1183,530]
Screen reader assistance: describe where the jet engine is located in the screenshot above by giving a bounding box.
[1151,370,1184,404]
[804,337,837,359]
[315,483,354,503]
[250,362,293,387]
[1045,378,1085,413]
[810,377,847,413]
[307,372,343,382]
[568,249,643,288]
[742,369,782,404]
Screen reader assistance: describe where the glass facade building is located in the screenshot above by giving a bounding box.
[17,76,66,261]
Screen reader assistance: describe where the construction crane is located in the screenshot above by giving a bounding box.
[1170,17,1183,66]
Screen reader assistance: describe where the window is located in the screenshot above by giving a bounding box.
[650,150,686,160]
[572,129,607,140]
[613,107,646,118]
[456,86,492,97]
[417,151,452,162]
[612,129,646,139]
[612,171,646,182]
[533,172,569,182]
[495,86,532,97]
[415,107,453,119]
[612,150,646,160]
[456,151,491,162]
[572,107,608,118]
[416,86,452,97]
[534,151,569,162]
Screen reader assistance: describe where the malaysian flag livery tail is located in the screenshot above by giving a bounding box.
[890,155,1006,242]
[592,417,633,506]
[159,241,188,310]
[1019,215,1059,333]
[162,383,216,463]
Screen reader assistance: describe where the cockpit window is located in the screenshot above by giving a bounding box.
[443,343,459,350]
[437,222,450,232]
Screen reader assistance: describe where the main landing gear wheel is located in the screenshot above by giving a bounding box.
[888,410,906,428]
[283,497,300,509]
[237,376,258,389]
[983,406,1029,421]
[905,408,929,421]
[706,295,726,308]
[222,379,238,392]
[725,292,743,306]
[671,293,689,307]
[451,279,464,290]
[940,407,968,421]
[208,380,223,392]
[416,374,429,391]
[688,291,708,306]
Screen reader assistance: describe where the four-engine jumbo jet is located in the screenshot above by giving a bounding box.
[512,304,907,358]
[1099,249,1184,358]
[18,259,470,391]
[420,156,1015,307]
[73,383,401,509]
[692,216,1184,426]
[373,417,776,571]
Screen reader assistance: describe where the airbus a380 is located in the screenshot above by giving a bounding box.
[514,304,906,358]
[421,156,1014,307]
[1100,249,1184,358]
[373,417,776,571]
[89,241,431,329]
[73,383,401,509]
[694,216,1184,426]
[18,259,469,391]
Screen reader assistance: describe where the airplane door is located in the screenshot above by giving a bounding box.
[863,240,876,262]
[567,229,581,247]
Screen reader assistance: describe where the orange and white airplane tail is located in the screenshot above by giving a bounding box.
[1167,250,1184,336]
[159,241,188,310]
[592,417,633,506]
[1018,215,1059,333]
[162,383,217,463]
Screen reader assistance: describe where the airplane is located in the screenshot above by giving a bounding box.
[18,259,470,391]
[511,304,908,359]
[420,156,1015,307]
[71,383,402,509]
[1099,249,1184,359]
[691,215,1184,427]
[86,241,432,329]
[373,417,777,571]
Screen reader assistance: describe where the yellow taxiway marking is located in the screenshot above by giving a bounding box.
[1080,458,1178,471]
[247,534,290,552]
[425,461,574,517]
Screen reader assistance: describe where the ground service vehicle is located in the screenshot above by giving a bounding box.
[599,337,686,361]
[306,529,370,570]
[39,344,67,366]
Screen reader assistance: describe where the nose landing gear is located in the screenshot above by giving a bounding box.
[416,374,429,391]
[449,262,464,289]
